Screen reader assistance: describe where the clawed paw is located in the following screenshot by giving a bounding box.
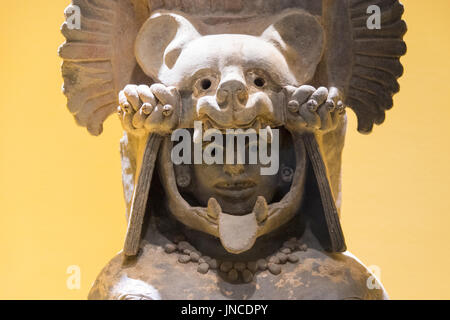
[118,84,180,135]
[285,86,345,133]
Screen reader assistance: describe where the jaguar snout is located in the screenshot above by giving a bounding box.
[196,91,277,130]
[216,79,249,108]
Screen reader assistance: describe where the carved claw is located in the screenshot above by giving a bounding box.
[285,85,345,134]
[141,102,154,115]
[253,196,268,223]
[336,100,345,114]
[162,104,173,117]
[287,100,300,113]
[118,84,180,136]
[207,198,221,220]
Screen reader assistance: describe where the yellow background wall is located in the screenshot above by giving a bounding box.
[0,0,449,299]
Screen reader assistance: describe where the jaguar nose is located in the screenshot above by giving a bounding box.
[216,79,248,107]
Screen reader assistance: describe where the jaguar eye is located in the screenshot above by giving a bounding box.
[201,79,212,90]
[254,77,265,88]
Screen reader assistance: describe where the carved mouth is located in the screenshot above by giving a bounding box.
[203,117,262,131]
[158,130,307,255]
[213,180,257,199]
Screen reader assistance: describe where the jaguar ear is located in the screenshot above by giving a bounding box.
[135,13,201,81]
[261,11,325,84]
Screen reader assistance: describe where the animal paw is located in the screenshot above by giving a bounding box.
[118,84,181,135]
[285,86,345,134]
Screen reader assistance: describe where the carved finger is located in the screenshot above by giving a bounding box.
[287,100,300,113]
[328,87,341,108]
[119,91,132,114]
[324,91,337,113]
[123,85,141,111]
[327,87,345,115]
[119,90,127,106]
[286,100,307,132]
[323,99,335,114]
[284,85,297,98]
[292,85,315,105]
[326,87,346,130]
[330,108,343,128]
[336,100,346,114]
[137,85,157,105]
[286,111,307,131]
[299,101,320,129]
[308,87,328,109]
[144,104,164,131]
[144,104,178,134]
[150,83,178,106]
[122,113,135,132]
[117,105,124,117]
[318,103,333,131]
[141,102,154,115]
[132,108,148,129]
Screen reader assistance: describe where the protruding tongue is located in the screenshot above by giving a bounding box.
[218,212,258,254]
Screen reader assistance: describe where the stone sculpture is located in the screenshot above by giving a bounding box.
[59,0,406,300]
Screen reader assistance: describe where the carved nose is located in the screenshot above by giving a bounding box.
[223,164,245,176]
[217,80,248,106]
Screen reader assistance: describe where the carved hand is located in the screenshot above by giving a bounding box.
[118,84,181,135]
[284,86,345,134]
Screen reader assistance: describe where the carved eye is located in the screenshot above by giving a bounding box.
[201,79,212,90]
[194,77,215,95]
[254,77,266,88]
